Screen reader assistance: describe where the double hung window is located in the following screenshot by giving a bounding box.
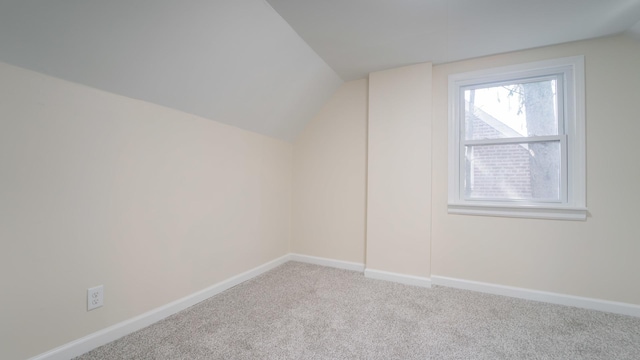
[448,56,586,220]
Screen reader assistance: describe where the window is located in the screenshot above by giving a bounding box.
[448,56,586,220]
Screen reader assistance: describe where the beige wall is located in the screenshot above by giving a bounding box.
[295,35,640,306]
[0,62,292,360]
[4,32,640,360]
[431,35,640,304]
[366,64,432,277]
[292,79,368,263]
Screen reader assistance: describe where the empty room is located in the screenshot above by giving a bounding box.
[2,1,640,359]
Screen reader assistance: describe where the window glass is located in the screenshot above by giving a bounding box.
[463,78,559,140]
[464,141,561,201]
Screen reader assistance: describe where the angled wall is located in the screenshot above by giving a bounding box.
[0,62,292,360]
[292,79,368,264]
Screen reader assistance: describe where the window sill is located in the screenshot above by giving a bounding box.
[448,203,587,221]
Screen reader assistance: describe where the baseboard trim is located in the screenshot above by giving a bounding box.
[289,253,365,272]
[364,268,432,288]
[29,254,291,360]
[33,256,640,360]
[431,275,640,318]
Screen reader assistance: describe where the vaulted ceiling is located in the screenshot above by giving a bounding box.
[1,1,639,141]
[267,0,640,80]
[0,1,342,141]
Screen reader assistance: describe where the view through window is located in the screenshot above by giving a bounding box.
[463,77,563,202]
[448,56,586,220]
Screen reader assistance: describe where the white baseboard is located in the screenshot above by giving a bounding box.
[364,268,432,288]
[289,253,365,272]
[431,275,640,318]
[29,254,291,360]
[32,255,640,360]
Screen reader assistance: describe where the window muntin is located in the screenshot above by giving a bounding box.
[448,56,586,220]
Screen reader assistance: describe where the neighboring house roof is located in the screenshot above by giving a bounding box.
[466,103,522,139]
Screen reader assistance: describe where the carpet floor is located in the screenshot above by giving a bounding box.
[75,262,640,359]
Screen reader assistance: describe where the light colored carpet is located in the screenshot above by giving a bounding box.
[76,262,640,359]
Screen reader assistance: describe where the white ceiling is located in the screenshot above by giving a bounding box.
[0,1,639,141]
[267,0,640,80]
[0,1,342,141]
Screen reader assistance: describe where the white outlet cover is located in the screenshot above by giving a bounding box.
[87,285,104,311]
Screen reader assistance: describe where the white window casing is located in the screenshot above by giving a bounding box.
[448,56,586,220]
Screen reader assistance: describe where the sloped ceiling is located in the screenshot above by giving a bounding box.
[267,0,640,81]
[1,1,639,141]
[0,0,342,141]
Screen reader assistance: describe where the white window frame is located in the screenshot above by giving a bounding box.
[448,56,586,221]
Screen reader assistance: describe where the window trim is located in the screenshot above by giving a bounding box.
[448,56,586,221]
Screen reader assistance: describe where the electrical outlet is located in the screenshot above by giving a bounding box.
[87,285,104,311]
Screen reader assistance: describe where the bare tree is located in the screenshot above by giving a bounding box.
[522,81,558,200]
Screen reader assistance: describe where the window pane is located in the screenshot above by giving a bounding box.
[464,141,561,201]
[464,79,559,140]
